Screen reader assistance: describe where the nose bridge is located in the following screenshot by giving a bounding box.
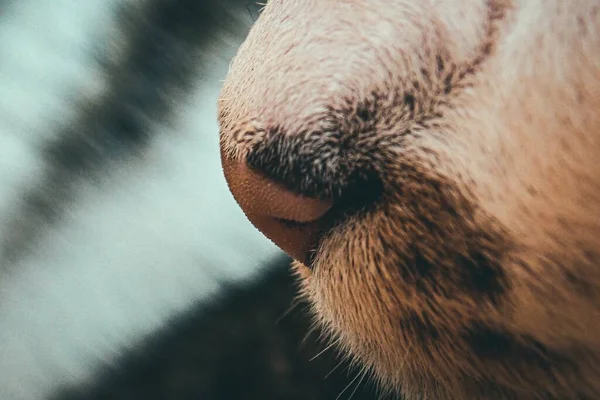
[220,1,390,134]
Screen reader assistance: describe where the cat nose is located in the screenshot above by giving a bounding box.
[221,156,332,264]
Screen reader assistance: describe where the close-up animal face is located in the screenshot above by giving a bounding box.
[219,0,600,398]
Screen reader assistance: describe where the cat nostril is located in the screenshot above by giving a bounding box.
[221,155,333,265]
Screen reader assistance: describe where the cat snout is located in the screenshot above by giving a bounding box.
[221,155,332,265]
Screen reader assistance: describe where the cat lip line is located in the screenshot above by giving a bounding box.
[276,215,331,267]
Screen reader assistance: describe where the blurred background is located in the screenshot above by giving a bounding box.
[0,1,379,399]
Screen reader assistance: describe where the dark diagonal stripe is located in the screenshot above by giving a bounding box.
[1,0,260,265]
[52,256,380,400]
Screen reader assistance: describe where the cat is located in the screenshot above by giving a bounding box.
[219,0,600,398]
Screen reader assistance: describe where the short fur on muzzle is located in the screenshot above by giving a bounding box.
[218,0,600,398]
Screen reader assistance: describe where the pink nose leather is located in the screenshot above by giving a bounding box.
[221,155,332,264]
